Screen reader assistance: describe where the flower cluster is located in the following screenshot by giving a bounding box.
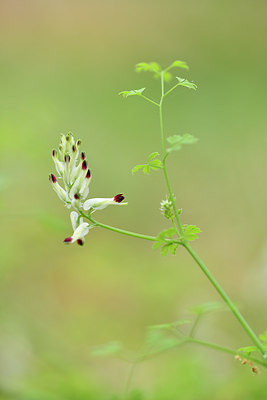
[49,133,126,245]
[160,196,173,220]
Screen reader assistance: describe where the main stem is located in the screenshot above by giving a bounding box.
[159,72,267,359]
[184,242,267,358]
[159,72,183,235]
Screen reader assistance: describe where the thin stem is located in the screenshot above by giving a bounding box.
[138,94,160,107]
[164,83,180,98]
[183,242,267,359]
[124,361,139,396]
[159,71,183,235]
[158,70,266,360]
[79,210,181,244]
[189,314,201,338]
[186,337,267,368]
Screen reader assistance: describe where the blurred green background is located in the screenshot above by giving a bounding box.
[1,0,267,398]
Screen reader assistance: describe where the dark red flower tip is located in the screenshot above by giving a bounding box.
[64,155,67,162]
[50,174,57,183]
[52,149,56,157]
[82,160,87,170]
[114,193,124,203]
[74,193,80,200]
[81,152,86,160]
[77,140,81,146]
[86,169,91,179]
[68,155,70,162]
[77,239,84,246]
[64,237,73,243]
[72,145,76,152]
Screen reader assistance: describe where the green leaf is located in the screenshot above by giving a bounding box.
[163,71,172,82]
[160,242,178,256]
[176,77,197,90]
[161,244,170,256]
[153,241,163,250]
[119,88,146,98]
[157,227,176,240]
[149,159,162,170]
[167,134,198,153]
[150,319,191,331]
[259,331,267,341]
[132,152,162,175]
[190,301,226,316]
[154,228,178,255]
[148,152,160,161]
[143,165,150,174]
[144,328,180,355]
[168,60,189,70]
[182,224,201,241]
[238,346,258,355]
[132,164,145,174]
[168,242,179,255]
[135,62,161,76]
[91,341,122,357]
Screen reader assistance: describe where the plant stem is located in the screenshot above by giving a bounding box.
[164,83,180,98]
[79,210,181,244]
[159,70,267,360]
[185,337,267,367]
[189,314,201,338]
[138,94,159,107]
[159,72,183,235]
[183,242,267,358]
[124,360,139,396]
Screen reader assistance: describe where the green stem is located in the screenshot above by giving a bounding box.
[164,82,180,98]
[159,72,184,235]
[183,242,267,359]
[189,314,201,338]
[79,210,181,244]
[138,94,159,107]
[124,361,139,396]
[186,337,267,368]
[158,70,266,360]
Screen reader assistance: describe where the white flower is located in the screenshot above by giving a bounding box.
[49,133,91,210]
[64,211,90,245]
[49,133,127,246]
[83,194,126,211]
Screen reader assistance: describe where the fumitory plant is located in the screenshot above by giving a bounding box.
[49,60,267,384]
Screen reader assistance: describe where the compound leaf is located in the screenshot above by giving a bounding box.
[167,134,198,153]
[149,159,162,169]
[132,164,145,174]
[135,62,161,76]
[182,224,201,241]
[119,88,146,98]
[168,60,189,70]
[190,301,226,316]
[259,331,267,342]
[91,341,122,357]
[148,152,160,161]
[143,164,150,174]
[238,346,258,355]
[176,77,197,90]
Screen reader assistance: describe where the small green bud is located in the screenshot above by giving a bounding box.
[160,197,173,219]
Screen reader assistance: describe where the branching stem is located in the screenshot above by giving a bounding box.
[158,69,266,360]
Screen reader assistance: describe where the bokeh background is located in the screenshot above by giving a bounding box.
[1,0,267,399]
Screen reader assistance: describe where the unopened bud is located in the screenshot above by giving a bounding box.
[251,366,259,374]
[234,355,242,361]
[114,194,124,203]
